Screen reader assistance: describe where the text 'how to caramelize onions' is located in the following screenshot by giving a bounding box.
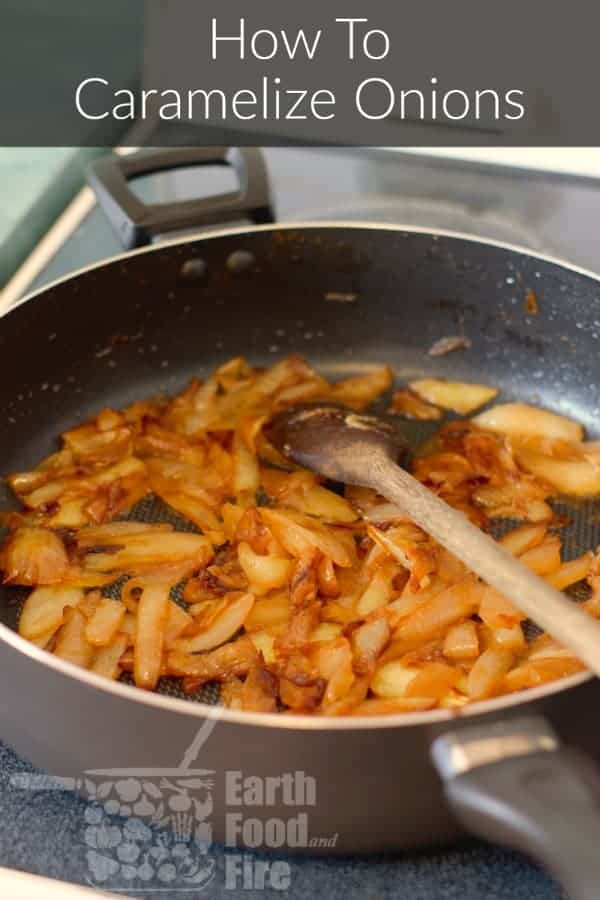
[2,355,600,716]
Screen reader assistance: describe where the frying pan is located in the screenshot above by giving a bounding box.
[2,146,600,899]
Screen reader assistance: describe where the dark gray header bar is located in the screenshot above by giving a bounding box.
[1,0,599,146]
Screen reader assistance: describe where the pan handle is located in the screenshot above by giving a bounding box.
[432,715,600,900]
[87,147,274,249]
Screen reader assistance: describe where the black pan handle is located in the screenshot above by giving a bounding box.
[87,147,274,249]
[432,715,600,900]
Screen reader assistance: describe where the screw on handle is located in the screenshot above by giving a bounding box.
[87,147,274,248]
[433,717,600,900]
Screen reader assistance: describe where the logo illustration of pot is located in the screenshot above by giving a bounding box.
[82,721,217,891]
[11,720,219,893]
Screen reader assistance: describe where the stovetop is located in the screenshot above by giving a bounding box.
[15,147,600,303]
[1,145,592,900]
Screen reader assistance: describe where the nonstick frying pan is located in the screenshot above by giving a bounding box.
[2,147,600,899]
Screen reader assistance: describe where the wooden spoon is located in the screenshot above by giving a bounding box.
[267,404,600,676]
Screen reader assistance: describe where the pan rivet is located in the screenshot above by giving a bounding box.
[180,258,207,280]
[227,249,255,273]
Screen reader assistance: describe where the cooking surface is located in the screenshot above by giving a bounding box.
[2,146,594,897]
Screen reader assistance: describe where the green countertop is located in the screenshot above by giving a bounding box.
[0,0,144,287]
[0,148,107,288]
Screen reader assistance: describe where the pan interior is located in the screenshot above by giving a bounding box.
[2,224,600,712]
[8,419,600,709]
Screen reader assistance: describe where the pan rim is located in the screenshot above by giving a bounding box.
[0,220,595,730]
[6,220,600,320]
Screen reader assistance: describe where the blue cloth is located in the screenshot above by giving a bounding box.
[0,741,564,900]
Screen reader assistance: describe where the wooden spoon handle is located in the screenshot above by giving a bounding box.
[370,457,600,676]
